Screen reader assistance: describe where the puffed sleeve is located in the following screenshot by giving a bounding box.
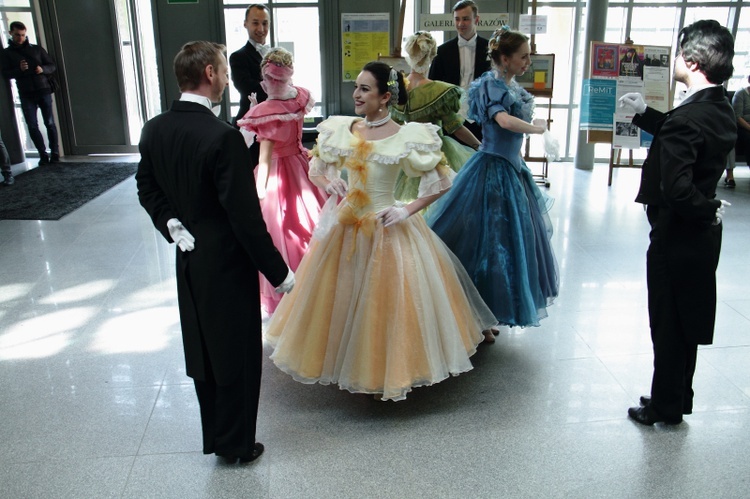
[436,85,465,135]
[468,74,513,124]
[398,123,455,198]
[309,116,351,183]
[251,119,285,142]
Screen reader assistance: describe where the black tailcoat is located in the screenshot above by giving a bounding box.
[137,101,288,386]
[427,35,491,86]
[229,42,267,125]
[633,86,736,345]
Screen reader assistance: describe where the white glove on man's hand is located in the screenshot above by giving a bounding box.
[718,199,731,216]
[167,218,195,252]
[619,92,647,114]
[324,178,348,198]
[274,269,295,294]
[377,205,410,228]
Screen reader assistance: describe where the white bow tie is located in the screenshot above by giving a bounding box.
[457,37,476,48]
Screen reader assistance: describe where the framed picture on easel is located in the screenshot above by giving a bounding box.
[516,53,554,97]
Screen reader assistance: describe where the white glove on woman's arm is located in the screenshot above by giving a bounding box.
[618,92,647,114]
[166,218,195,252]
[376,205,410,228]
[324,178,348,198]
[274,269,295,294]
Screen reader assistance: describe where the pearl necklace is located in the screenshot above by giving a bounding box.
[364,114,390,128]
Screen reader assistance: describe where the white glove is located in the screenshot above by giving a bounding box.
[248,92,258,109]
[619,92,647,114]
[718,199,731,216]
[542,130,561,161]
[377,205,410,228]
[274,269,295,294]
[714,199,731,225]
[324,178,348,198]
[166,218,195,252]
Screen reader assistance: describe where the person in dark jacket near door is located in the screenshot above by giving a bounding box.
[619,19,736,426]
[137,40,294,463]
[1,21,59,165]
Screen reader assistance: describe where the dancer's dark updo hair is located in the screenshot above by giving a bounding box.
[361,61,408,106]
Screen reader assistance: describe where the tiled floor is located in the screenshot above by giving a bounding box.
[1,158,749,498]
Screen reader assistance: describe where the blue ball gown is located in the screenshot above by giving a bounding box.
[426,71,559,328]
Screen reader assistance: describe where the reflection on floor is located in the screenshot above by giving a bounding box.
[1,158,749,497]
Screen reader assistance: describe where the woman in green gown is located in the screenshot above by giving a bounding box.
[391,31,482,201]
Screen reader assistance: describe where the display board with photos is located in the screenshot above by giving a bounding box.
[582,41,671,150]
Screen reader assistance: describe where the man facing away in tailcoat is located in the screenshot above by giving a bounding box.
[619,20,736,426]
[136,40,294,462]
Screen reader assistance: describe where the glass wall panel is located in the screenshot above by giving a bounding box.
[0,0,31,7]
[682,6,731,26]
[603,7,626,44]
[629,7,680,47]
[729,8,750,90]
[274,7,322,116]
[533,6,576,106]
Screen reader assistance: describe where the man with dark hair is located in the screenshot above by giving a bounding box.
[619,19,737,426]
[229,4,270,166]
[1,21,59,165]
[428,0,491,142]
[137,40,294,463]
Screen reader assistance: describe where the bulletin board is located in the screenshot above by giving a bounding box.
[582,41,671,145]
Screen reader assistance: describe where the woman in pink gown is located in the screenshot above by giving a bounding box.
[238,47,326,314]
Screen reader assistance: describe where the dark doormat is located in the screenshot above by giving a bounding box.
[0,162,138,220]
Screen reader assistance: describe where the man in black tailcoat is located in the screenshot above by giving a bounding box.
[619,20,736,426]
[229,4,270,168]
[428,0,490,143]
[136,41,293,462]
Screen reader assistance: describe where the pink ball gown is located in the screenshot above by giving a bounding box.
[239,86,327,314]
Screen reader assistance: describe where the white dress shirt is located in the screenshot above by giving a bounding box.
[250,39,270,58]
[458,34,477,120]
[458,34,477,91]
[180,92,221,117]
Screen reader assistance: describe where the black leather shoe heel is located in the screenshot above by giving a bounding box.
[239,442,264,464]
[628,406,682,426]
[639,395,692,415]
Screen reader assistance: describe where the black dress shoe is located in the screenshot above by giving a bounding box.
[238,442,264,464]
[628,406,682,426]
[639,395,692,415]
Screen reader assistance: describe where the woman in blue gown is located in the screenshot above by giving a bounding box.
[427,27,559,329]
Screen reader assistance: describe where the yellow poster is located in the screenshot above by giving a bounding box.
[342,13,390,82]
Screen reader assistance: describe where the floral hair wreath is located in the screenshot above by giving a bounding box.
[387,68,399,106]
[489,24,512,49]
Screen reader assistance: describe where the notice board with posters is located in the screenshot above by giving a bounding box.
[583,41,671,148]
